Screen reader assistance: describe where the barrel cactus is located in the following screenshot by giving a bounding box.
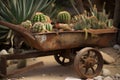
[32,22,46,33]
[57,11,71,23]
[21,20,32,30]
[32,12,47,23]
[44,23,53,31]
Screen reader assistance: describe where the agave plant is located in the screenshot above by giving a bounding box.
[0,0,56,47]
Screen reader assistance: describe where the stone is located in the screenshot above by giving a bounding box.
[0,49,9,55]
[113,73,120,80]
[115,73,120,77]
[113,44,120,50]
[94,76,103,80]
[65,77,81,80]
[100,51,115,64]
[103,76,113,80]
[102,68,111,76]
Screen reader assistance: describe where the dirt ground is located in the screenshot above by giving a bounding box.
[6,47,120,80]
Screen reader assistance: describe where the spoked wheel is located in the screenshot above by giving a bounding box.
[54,50,74,66]
[74,47,103,79]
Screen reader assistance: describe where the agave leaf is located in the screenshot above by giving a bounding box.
[0,0,57,46]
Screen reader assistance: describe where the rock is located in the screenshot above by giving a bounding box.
[103,76,113,80]
[0,49,9,55]
[102,68,111,76]
[100,51,115,64]
[115,73,120,77]
[65,77,81,80]
[113,44,120,50]
[8,47,14,54]
[94,76,103,80]
[112,73,120,80]
[42,74,46,77]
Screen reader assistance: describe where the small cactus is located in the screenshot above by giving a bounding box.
[32,22,46,33]
[57,11,71,23]
[21,20,32,30]
[32,12,47,23]
[44,23,53,31]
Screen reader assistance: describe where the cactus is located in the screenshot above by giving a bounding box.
[32,12,47,23]
[74,22,85,30]
[57,11,71,23]
[21,20,32,30]
[44,23,53,31]
[32,22,46,33]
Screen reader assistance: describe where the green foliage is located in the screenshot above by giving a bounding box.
[0,0,56,24]
[73,2,114,30]
[0,0,56,47]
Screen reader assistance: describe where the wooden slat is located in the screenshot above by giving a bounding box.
[7,61,44,77]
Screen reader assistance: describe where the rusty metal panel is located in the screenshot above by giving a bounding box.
[30,29,117,51]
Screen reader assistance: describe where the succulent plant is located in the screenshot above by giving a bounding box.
[32,22,46,33]
[44,23,53,31]
[32,12,48,23]
[0,0,56,47]
[21,20,32,30]
[57,11,71,24]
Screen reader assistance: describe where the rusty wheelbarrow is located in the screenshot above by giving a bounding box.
[0,21,117,78]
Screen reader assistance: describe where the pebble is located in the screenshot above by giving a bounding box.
[0,49,9,55]
[94,76,103,80]
[113,44,120,50]
[103,76,113,80]
[115,73,120,77]
[65,77,81,80]
[8,47,14,54]
[102,68,111,76]
[100,51,115,64]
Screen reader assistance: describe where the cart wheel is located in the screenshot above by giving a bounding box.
[54,53,73,66]
[74,47,103,79]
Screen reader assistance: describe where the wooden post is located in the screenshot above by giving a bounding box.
[113,0,120,27]
[0,56,7,78]
[113,0,120,44]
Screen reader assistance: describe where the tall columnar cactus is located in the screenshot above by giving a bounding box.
[57,11,71,23]
[32,12,47,23]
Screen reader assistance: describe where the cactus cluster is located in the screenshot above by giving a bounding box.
[73,5,114,30]
[20,12,53,33]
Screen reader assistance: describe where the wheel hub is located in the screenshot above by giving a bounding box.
[85,58,96,68]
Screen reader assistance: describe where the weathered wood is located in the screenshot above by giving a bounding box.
[5,51,55,60]
[113,0,120,27]
[7,62,44,77]
[0,56,7,77]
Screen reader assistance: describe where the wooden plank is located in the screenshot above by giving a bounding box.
[5,51,55,60]
[7,61,44,77]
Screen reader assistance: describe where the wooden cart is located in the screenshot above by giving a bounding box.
[0,21,117,79]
